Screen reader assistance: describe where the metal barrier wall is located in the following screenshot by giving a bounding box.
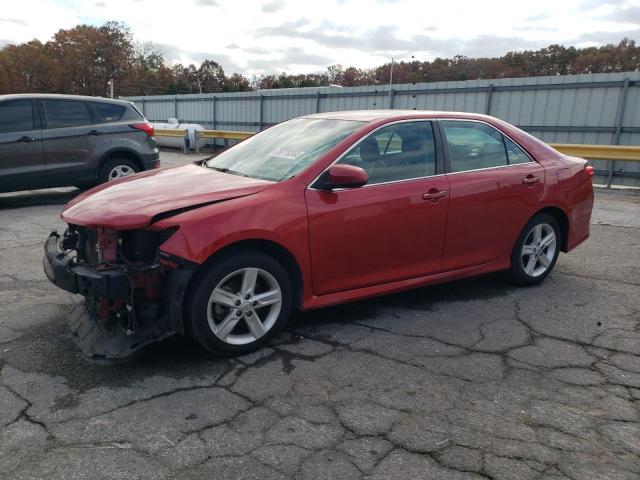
[123,72,640,187]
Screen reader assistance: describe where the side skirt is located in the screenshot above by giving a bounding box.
[301,258,511,311]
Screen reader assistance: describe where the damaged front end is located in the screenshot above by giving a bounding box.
[43,225,196,359]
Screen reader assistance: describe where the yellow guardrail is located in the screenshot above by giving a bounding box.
[198,130,253,141]
[154,128,188,138]
[549,143,640,162]
[154,128,254,154]
[155,128,253,141]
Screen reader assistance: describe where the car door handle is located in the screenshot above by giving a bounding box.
[522,175,540,185]
[88,130,102,136]
[17,136,36,143]
[422,189,447,200]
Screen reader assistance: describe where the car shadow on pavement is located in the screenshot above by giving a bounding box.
[0,188,81,209]
[289,272,516,330]
[2,272,518,391]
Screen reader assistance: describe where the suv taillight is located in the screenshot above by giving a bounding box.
[585,165,594,177]
[131,123,155,138]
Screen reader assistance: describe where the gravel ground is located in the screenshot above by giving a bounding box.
[0,151,639,479]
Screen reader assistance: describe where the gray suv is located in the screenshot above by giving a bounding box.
[0,94,159,193]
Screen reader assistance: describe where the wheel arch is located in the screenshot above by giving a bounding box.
[530,205,569,252]
[99,148,144,174]
[185,238,304,312]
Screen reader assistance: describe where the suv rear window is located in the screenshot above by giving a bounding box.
[0,100,34,133]
[43,100,92,129]
[88,102,126,123]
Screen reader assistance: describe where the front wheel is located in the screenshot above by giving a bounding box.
[186,251,293,355]
[509,213,561,286]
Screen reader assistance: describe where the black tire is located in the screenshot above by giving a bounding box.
[186,251,293,356]
[99,158,140,184]
[508,213,561,286]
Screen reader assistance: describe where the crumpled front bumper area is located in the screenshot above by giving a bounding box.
[43,230,196,359]
[64,298,177,359]
[43,232,129,299]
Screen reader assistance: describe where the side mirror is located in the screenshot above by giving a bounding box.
[316,164,368,190]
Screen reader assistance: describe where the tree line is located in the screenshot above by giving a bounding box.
[0,21,637,97]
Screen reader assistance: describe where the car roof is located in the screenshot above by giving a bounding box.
[0,93,132,106]
[302,110,495,123]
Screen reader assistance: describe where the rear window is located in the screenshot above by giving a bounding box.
[0,100,34,133]
[43,100,92,129]
[88,102,126,123]
[129,103,145,119]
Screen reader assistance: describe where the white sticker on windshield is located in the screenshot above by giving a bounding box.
[268,148,304,160]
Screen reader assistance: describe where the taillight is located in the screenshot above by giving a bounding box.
[585,165,594,177]
[131,123,155,138]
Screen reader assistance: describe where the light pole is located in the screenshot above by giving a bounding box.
[388,57,394,103]
[107,79,114,99]
[388,55,415,104]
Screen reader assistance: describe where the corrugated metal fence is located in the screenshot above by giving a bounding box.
[122,72,640,187]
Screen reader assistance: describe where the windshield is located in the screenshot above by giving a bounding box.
[205,118,364,181]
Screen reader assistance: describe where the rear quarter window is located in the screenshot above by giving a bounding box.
[88,102,126,123]
[129,103,145,119]
[504,136,532,164]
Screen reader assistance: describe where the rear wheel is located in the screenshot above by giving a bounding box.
[186,251,293,355]
[99,158,139,183]
[509,213,560,286]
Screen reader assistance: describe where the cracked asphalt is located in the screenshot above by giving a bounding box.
[1,152,639,480]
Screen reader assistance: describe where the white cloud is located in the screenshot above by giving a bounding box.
[1,0,638,75]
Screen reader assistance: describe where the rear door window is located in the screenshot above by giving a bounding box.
[43,100,92,129]
[441,121,508,172]
[0,100,34,133]
[88,102,126,123]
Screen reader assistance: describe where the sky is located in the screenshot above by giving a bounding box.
[0,0,639,76]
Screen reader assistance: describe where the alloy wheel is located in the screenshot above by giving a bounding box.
[520,223,557,278]
[108,165,135,180]
[207,267,282,345]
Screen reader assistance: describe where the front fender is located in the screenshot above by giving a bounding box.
[153,182,313,302]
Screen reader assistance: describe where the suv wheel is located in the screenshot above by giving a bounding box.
[186,251,293,355]
[509,213,560,286]
[100,158,139,183]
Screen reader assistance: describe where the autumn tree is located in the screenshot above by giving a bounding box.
[224,73,251,91]
[44,21,134,95]
[0,40,55,93]
[198,60,226,92]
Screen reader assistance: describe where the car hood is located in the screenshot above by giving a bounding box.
[62,165,273,229]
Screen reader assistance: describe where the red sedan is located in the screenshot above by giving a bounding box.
[44,110,594,358]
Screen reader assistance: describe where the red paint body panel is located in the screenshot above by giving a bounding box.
[305,176,450,294]
[443,162,545,271]
[62,165,272,229]
[59,110,594,312]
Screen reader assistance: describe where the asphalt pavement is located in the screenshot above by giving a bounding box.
[0,152,639,479]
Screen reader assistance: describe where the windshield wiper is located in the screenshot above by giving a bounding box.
[207,165,251,178]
